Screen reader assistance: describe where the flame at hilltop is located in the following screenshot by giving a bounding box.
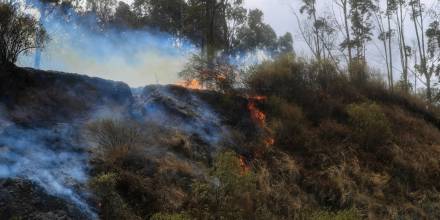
[177,79,204,90]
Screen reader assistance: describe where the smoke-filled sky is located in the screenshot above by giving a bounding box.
[18,0,440,87]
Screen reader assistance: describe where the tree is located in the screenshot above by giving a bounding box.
[394,0,411,92]
[179,54,238,93]
[410,0,433,103]
[374,2,393,89]
[425,20,440,102]
[0,2,48,65]
[133,0,187,34]
[113,2,139,28]
[26,0,61,68]
[335,0,354,66]
[349,0,376,62]
[296,1,337,63]
[234,9,278,53]
[277,32,294,55]
[86,0,117,25]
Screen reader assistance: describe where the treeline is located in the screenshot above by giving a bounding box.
[26,0,293,68]
[3,0,440,105]
[294,0,440,105]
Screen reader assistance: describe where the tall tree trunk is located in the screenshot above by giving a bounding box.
[34,4,46,69]
[342,0,353,67]
[311,2,321,61]
[411,1,430,103]
[205,0,216,69]
[398,3,409,92]
[387,12,393,90]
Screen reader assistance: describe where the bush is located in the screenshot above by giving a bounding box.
[0,3,48,65]
[87,119,145,167]
[347,102,392,148]
[189,151,257,219]
[179,54,238,93]
[150,213,191,220]
[267,97,307,150]
[89,173,141,220]
[310,208,361,220]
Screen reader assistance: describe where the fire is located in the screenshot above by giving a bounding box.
[265,137,275,146]
[177,79,203,90]
[247,95,275,155]
[248,97,267,127]
[239,155,251,174]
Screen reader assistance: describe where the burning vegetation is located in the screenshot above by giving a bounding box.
[3,0,440,219]
[177,79,204,90]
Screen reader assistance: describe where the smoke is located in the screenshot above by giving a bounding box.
[134,86,229,150]
[0,122,96,218]
[18,2,196,87]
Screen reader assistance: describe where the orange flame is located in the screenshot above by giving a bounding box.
[248,98,266,127]
[177,79,203,90]
[247,95,275,154]
[239,155,251,174]
[265,137,275,146]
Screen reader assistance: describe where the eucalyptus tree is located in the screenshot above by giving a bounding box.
[374,1,394,89]
[234,9,278,54]
[424,20,440,103]
[409,0,433,103]
[349,0,377,62]
[393,0,411,92]
[334,0,353,66]
[297,0,337,63]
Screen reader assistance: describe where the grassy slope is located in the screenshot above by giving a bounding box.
[229,56,440,219]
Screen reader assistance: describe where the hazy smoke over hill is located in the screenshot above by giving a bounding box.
[18,2,195,87]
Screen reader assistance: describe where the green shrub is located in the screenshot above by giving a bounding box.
[347,102,392,148]
[189,151,257,219]
[90,173,141,220]
[150,213,191,220]
[310,208,361,220]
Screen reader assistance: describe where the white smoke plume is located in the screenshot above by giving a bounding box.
[18,1,196,87]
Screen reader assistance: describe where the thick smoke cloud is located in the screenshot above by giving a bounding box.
[18,3,195,87]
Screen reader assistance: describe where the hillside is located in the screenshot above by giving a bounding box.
[1,58,440,219]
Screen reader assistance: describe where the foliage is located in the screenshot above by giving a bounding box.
[179,54,239,93]
[189,151,257,220]
[347,102,392,148]
[0,2,48,64]
[90,173,142,220]
[234,9,277,53]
